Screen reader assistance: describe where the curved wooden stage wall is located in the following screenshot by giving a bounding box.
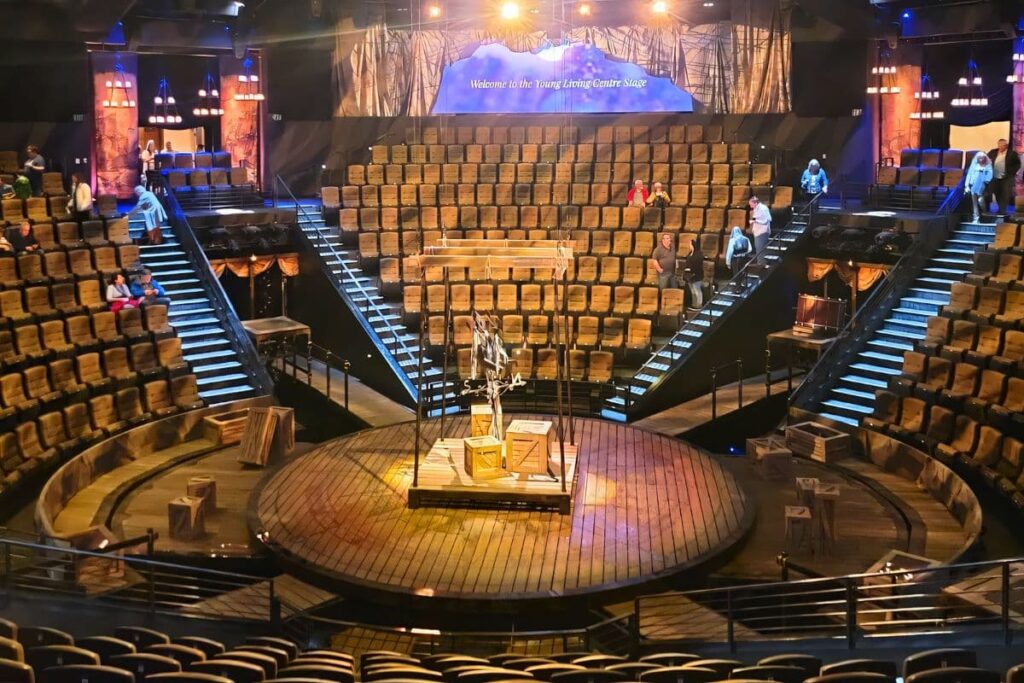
[251,415,753,606]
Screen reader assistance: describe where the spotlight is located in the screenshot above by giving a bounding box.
[901,10,910,19]
[577,2,592,16]
[427,3,442,17]
[500,1,520,19]
[651,0,668,14]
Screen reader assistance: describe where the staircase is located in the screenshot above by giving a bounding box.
[602,208,812,421]
[289,205,453,411]
[173,186,263,212]
[817,219,997,426]
[128,217,264,403]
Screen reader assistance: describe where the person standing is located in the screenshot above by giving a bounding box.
[67,173,93,222]
[23,145,45,196]
[126,185,168,245]
[650,232,677,290]
[682,239,704,308]
[965,151,993,223]
[987,139,1020,216]
[130,270,171,308]
[748,196,772,254]
[799,159,829,201]
[627,179,649,207]
[725,226,752,274]
[140,140,157,187]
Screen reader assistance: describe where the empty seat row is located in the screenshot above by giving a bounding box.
[899,147,966,171]
[1,247,139,290]
[456,347,616,383]
[874,166,962,190]
[941,282,1024,328]
[1,196,73,222]
[918,318,1024,375]
[403,123,725,147]
[969,249,1024,290]
[337,204,755,234]
[403,283,685,325]
[166,167,254,192]
[154,150,233,170]
[427,314,653,355]
[336,181,772,211]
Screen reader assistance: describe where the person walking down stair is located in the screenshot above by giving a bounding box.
[987,139,1020,216]
[127,185,167,245]
[965,151,993,223]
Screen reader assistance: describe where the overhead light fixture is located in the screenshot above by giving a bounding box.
[866,44,900,95]
[102,62,135,109]
[148,77,182,125]
[500,1,520,20]
[195,73,224,117]
[233,56,265,102]
[652,0,668,14]
[910,73,944,120]
[952,58,987,107]
[577,2,592,16]
[427,3,442,17]
[1008,38,1024,84]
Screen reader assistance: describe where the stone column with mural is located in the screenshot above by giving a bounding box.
[879,44,922,166]
[1014,81,1024,198]
[91,52,140,199]
[219,54,262,189]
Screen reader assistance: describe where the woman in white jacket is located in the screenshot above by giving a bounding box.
[965,151,993,223]
[66,173,93,221]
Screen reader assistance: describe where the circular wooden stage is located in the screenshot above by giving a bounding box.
[251,415,753,604]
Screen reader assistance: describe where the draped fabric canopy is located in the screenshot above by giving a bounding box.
[210,254,299,278]
[807,258,889,292]
[334,0,790,116]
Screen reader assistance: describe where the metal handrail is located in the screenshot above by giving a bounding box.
[614,193,821,412]
[157,176,272,395]
[273,175,420,398]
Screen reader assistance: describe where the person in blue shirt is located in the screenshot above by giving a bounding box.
[130,270,171,308]
[799,159,829,200]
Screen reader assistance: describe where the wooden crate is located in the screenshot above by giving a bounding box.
[470,403,494,437]
[786,421,853,463]
[168,496,205,540]
[269,406,295,460]
[505,420,553,475]
[463,435,503,479]
[237,408,279,467]
[187,475,217,513]
[203,409,250,447]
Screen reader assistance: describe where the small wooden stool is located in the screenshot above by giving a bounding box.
[168,496,206,541]
[762,448,793,481]
[795,477,820,508]
[187,475,217,514]
[784,505,813,551]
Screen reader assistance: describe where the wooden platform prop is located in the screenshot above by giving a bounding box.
[786,421,854,463]
[187,475,217,513]
[168,496,205,540]
[236,406,295,467]
[408,240,578,513]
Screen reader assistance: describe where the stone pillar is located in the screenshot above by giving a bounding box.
[219,54,262,188]
[1013,81,1023,197]
[878,44,922,165]
[91,52,140,199]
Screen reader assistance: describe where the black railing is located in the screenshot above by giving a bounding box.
[277,341,353,412]
[611,193,821,417]
[156,177,273,396]
[273,175,421,403]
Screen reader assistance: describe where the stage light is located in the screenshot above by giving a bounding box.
[154,96,163,105]
[105,80,113,89]
[577,2,592,16]
[500,1,520,19]
[901,10,910,19]
[428,3,442,17]
[652,0,668,14]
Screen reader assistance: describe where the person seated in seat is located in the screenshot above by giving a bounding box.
[627,179,648,207]
[106,273,141,313]
[725,226,752,274]
[0,179,13,199]
[130,269,171,308]
[647,181,671,207]
[9,221,40,253]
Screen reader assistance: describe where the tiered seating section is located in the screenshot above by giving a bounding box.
[865,220,1024,509]
[0,617,1020,683]
[0,218,204,507]
[325,123,789,384]
[870,148,966,212]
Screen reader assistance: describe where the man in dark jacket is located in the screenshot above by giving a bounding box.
[988,139,1021,216]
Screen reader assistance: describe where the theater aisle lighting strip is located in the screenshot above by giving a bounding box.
[234,56,265,101]
[951,58,987,107]
[102,62,136,109]
[149,78,183,124]
[195,73,224,117]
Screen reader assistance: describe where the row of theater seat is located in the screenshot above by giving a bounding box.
[0,278,163,327]
[2,251,140,294]
[865,233,1024,511]
[400,123,737,147]
[1,196,120,223]
[0,621,351,683]
[424,314,655,357]
[2,216,131,247]
[349,160,769,187]
[368,140,759,166]
[456,347,615,383]
[403,283,685,327]
[897,148,968,171]
[334,182,779,212]
[165,167,255,192]
[152,151,234,171]
[338,205,758,233]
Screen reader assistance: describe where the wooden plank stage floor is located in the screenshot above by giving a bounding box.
[252,414,754,604]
